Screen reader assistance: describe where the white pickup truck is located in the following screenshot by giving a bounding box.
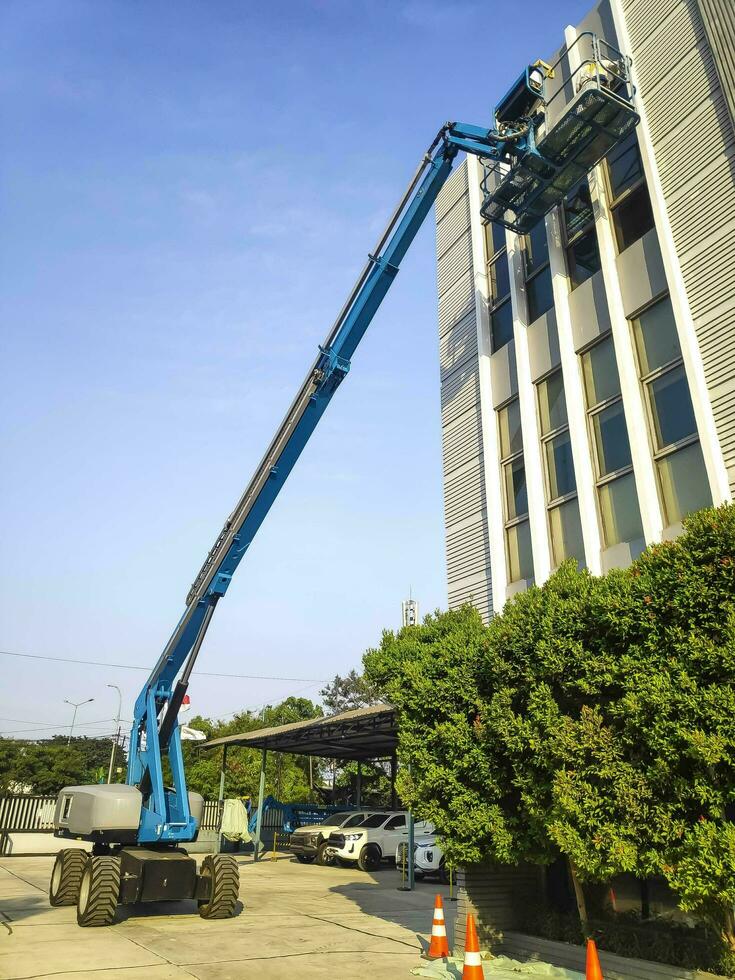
[396,833,449,882]
[290,810,379,865]
[325,811,434,871]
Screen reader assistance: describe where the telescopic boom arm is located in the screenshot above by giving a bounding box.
[128,43,639,843]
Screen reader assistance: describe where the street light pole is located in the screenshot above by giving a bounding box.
[107,685,122,784]
[64,698,94,746]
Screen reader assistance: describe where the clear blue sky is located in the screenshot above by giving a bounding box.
[1,0,590,740]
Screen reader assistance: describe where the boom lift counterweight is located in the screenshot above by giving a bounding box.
[51,35,638,926]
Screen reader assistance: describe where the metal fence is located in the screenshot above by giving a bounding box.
[0,795,225,834]
[0,795,56,833]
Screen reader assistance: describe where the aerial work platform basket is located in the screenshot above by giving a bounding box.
[481,33,639,234]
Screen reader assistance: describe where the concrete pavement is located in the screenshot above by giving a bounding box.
[0,853,456,979]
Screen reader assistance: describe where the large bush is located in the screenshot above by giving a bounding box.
[365,504,735,952]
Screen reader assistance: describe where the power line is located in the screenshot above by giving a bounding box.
[0,716,133,734]
[0,649,324,683]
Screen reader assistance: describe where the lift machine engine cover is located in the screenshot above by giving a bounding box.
[51,35,638,926]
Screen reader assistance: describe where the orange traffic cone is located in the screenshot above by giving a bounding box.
[427,894,450,958]
[462,913,483,979]
[586,938,604,980]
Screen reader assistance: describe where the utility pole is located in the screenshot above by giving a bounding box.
[107,684,122,784]
[64,698,94,746]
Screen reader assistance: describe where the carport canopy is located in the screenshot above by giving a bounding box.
[199,703,419,885]
[201,703,397,761]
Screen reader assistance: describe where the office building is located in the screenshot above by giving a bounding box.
[436,0,735,620]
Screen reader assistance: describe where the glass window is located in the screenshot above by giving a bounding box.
[606,133,645,199]
[506,519,534,582]
[648,365,697,449]
[632,296,681,375]
[613,183,655,252]
[385,815,406,830]
[564,180,595,239]
[527,265,554,322]
[630,291,710,526]
[545,431,576,500]
[343,814,368,827]
[592,401,633,476]
[504,457,528,520]
[581,333,643,547]
[524,221,549,274]
[360,814,389,828]
[581,335,621,407]
[598,472,643,547]
[485,220,506,259]
[567,228,601,288]
[491,300,514,352]
[498,399,522,458]
[549,498,585,567]
[656,441,711,525]
[489,254,511,305]
[538,370,567,436]
[605,133,655,252]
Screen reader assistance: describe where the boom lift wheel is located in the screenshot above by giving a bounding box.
[49,849,88,906]
[197,854,239,919]
[76,855,121,927]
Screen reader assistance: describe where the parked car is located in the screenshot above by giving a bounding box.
[290,811,379,865]
[325,811,434,871]
[396,833,449,883]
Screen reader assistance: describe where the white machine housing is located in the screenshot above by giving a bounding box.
[54,784,204,839]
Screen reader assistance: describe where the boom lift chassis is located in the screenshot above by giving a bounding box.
[50,33,638,926]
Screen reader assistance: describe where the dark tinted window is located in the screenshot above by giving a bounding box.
[524,221,549,274]
[489,254,511,305]
[491,299,514,352]
[568,228,601,288]
[607,133,645,199]
[527,265,554,321]
[359,814,389,828]
[343,814,368,828]
[485,220,506,258]
[649,366,697,449]
[564,180,594,239]
[384,815,406,830]
[613,183,655,251]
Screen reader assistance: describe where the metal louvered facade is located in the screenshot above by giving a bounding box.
[697,0,735,133]
[436,162,494,623]
[615,0,735,495]
[433,0,733,623]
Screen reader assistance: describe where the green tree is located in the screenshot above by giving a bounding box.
[182,696,325,802]
[365,504,735,958]
[0,737,123,793]
[320,669,381,715]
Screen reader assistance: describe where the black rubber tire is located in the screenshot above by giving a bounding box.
[295,853,315,864]
[315,842,333,866]
[198,854,240,919]
[357,843,382,872]
[49,849,88,906]
[76,856,120,927]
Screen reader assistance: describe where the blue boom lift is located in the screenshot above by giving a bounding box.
[50,34,638,926]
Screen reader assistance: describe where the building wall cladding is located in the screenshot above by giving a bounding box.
[436,161,493,623]
[454,863,542,954]
[697,0,735,133]
[620,0,735,493]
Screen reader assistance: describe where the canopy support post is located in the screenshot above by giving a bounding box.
[253,748,267,862]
